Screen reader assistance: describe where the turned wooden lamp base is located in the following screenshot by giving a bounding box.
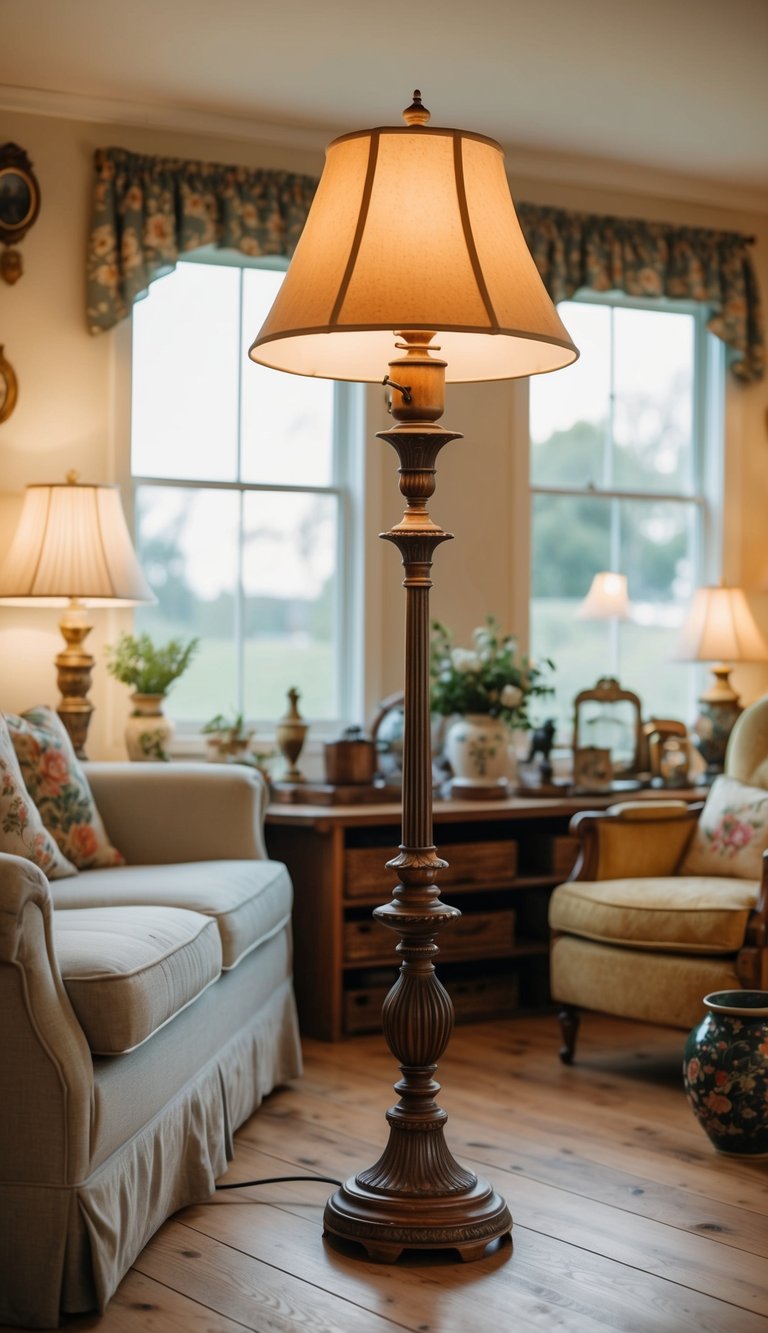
[324,1175,512,1262]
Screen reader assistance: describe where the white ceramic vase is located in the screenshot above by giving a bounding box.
[445,713,511,792]
[125,693,174,762]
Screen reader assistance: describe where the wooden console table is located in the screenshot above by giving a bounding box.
[266,789,699,1041]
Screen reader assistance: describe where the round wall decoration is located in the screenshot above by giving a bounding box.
[0,143,41,283]
[0,346,19,423]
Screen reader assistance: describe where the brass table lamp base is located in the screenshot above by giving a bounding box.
[323,334,512,1262]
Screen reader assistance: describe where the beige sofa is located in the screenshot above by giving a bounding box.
[0,761,303,1329]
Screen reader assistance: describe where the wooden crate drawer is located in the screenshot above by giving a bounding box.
[344,909,516,965]
[344,967,521,1034]
[344,839,517,900]
[527,833,579,879]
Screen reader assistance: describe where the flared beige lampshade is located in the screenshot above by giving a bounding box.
[0,477,154,605]
[577,572,630,620]
[674,585,768,663]
[249,103,578,383]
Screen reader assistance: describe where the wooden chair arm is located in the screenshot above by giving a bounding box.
[569,802,704,882]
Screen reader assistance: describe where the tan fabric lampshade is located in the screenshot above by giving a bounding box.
[0,478,154,605]
[674,585,768,663]
[249,117,578,383]
[577,572,630,620]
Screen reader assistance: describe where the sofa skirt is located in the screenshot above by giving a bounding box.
[1,931,302,1329]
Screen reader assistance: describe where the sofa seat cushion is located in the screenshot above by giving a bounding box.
[54,905,222,1055]
[51,859,292,970]
[549,876,758,954]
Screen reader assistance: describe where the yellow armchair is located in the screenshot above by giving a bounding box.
[549,696,768,1063]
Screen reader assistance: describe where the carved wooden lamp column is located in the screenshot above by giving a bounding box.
[0,473,154,756]
[249,92,578,1262]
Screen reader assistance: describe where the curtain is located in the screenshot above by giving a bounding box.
[87,147,317,331]
[87,147,763,383]
[517,202,763,383]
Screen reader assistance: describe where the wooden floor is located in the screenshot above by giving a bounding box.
[42,1015,768,1332]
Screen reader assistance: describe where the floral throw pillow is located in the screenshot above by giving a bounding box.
[0,715,77,879]
[679,774,768,880]
[5,707,125,870]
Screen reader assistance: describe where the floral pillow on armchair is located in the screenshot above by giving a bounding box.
[679,774,768,880]
[5,707,124,870]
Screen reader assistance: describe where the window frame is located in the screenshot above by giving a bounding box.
[527,288,726,730]
[123,252,366,738]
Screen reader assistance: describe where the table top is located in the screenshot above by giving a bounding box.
[265,786,703,828]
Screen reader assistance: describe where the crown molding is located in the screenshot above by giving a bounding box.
[2,83,766,218]
[0,83,331,154]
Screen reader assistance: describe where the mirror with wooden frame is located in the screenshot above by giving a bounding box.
[573,676,643,779]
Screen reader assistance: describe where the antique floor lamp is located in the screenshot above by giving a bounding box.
[250,93,578,1262]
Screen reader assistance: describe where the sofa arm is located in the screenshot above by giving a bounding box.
[569,800,703,881]
[83,761,269,864]
[0,853,93,1184]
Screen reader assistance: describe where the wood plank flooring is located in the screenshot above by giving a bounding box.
[24,1015,768,1331]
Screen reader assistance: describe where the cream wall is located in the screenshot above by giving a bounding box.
[1,106,767,756]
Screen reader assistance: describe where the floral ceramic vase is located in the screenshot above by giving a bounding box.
[683,990,768,1156]
[444,713,510,794]
[125,693,174,762]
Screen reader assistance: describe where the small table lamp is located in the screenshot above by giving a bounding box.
[674,584,768,781]
[577,571,629,621]
[0,472,154,757]
[250,92,577,1262]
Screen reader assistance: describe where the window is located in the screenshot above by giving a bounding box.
[130,259,362,729]
[529,294,724,735]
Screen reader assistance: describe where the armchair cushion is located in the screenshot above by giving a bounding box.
[679,775,768,880]
[54,904,222,1054]
[5,707,124,869]
[549,875,758,953]
[52,857,293,970]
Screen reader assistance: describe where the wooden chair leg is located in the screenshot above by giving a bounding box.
[558,1006,580,1064]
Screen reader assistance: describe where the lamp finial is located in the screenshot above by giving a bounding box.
[403,90,430,126]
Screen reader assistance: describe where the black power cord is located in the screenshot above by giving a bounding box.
[215,1174,342,1191]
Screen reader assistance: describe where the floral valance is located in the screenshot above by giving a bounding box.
[87,147,318,332]
[87,147,763,383]
[517,202,763,383]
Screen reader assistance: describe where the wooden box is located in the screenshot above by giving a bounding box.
[343,838,518,900]
[343,909,516,965]
[344,967,521,1034]
[527,833,579,880]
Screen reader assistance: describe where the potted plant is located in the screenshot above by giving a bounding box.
[430,617,554,793]
[202,710,255,761]
[106,631,199,761]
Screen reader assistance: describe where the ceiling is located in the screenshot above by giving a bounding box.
[3,0,768,207]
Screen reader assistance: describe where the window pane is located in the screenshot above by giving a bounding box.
[241,268,334,486]
[530,302,610,485]
[132,264,240,481]
[242,491,337,720]
[134,486,239,721]
[613,308,695,494]
[618,498,696,722]
[530,492,697,735]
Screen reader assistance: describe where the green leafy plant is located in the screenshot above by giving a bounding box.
[202,710,254,746]
[430,617,553,729]
[106,632,199,696]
